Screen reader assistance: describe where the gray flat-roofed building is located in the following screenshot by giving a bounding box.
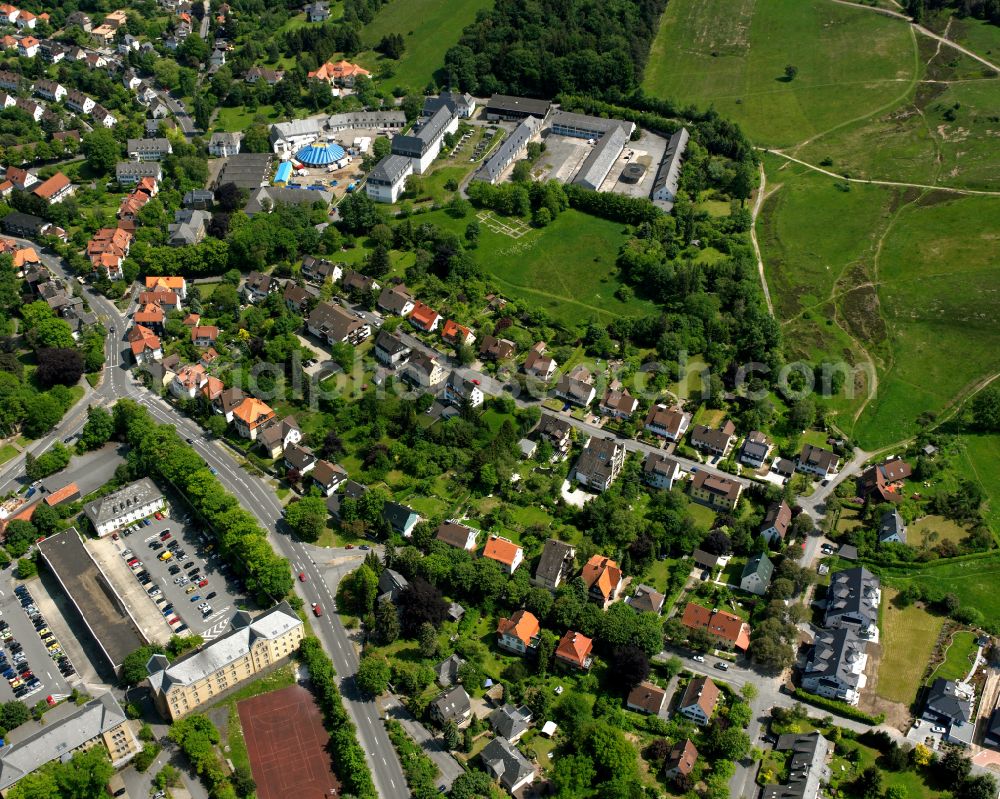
[366,154,413,203]
[474,116,541,184]
[37,528,147,672]
[244,186,333,215]
[484,95,551,121]
[573,126,629,191]
[215,152,273,190]
[327,110,406,131]
[0,693,139,791]
[83,477,165,537]
[650,127,690,210]
[550,110,635,140]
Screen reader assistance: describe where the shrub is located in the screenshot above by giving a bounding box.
[791,689,885,724]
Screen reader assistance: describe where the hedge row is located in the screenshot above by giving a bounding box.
[791,689,886,725]
[298,637,377,799]
[384,718,440,799]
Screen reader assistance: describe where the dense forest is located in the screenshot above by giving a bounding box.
[905,0,1000,24]
[443,0,669,97]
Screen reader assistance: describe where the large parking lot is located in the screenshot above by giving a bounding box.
[90,500,248,642]
[0,576,75,704]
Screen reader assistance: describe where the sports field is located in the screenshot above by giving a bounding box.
[642,0,917,146]
[877,590,943,705]
[238,684,339,799]
[356,0,492,91]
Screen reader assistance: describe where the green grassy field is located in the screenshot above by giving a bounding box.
[883,555,1000,621]
[642,0,917,146]
[0,444,17,466]
[354,0,492,92]
[955,432,1000,537]
[929,629,977,684]
[409,208,657,324]
[877,590,943,704]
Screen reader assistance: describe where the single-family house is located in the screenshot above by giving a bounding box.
[401,352,447,389]
[555,631,594,670]
[677,677,719,726]
[626,584,665,615]
[442,319,475,348]
[797,444,840,479]
[170,363,207,399]
[429,686,471,728]
[408,301,440,333]
[664,739,699,785]
[690,420,737,458]
[643,403,691,441]
[435,654,465,688]
[480,736,535,794]
[680,603,751,651]
[128,324,162,364]
[533,539,575,591]
[581,555,624,608]
[191,326,219,348]
[599,383,638,419]
[921,679,975,746]
[496,610,541,655]
[555,367,596,407]
[879,509,907,545]
[627,681,668,715]
[643,452,680,491]
[488,704,532,743]
[740,431,773,468]
[376,284,415,317]
[740,551,774,596]
[523,341,556,381]
[574,437,625,492]
[373,330,411,368]
[232,397,275,440]
[760,501,792,547]
[689,470,743,511]
[311,460,347,496]
[444,371,484,408]
[483,535,523,575]
[858,459,912,504]
[242,271,274,303]
[257,416,301,459]
[537,413,572,454]
[283,442,317,476]
[282,283,314,315]
[377,568,409,603]
[382,501,419,538]
[479,335,516,362]
[435,520,479,552]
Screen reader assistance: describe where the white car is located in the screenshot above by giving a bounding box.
[692,655,706,663]
[932,725,947,734]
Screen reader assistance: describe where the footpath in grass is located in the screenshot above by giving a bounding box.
[876,590,943,705]
[929,630,978,684]
[642,0,916,146]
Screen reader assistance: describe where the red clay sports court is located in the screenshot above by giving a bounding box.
[238,684,341,799]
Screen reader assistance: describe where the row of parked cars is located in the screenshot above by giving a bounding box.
[122,544,189,635]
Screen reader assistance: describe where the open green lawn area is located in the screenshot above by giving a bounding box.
[642,0,917,147]
[829,739,943,799]
[0,444,17,467]
[214,105,279,132]
[955,433,1000,539]
[929,629,977,684]
[933,12,1000,63]
[411,208,658,324]
[881,554,1000,622]
[876,589,943,705]
[354,0,493,92]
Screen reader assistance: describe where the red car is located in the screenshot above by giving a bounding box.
[160,532,171,541]
[198,579,208,587]
[127,558,139,566]
[111,532,119,540]
[312,603,323,617]
[154,512,163,520]
[298,572,307,582]
[345,544,354,550]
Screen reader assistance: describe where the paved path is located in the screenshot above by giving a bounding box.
[384,696,466,790]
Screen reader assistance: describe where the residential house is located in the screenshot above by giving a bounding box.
[301,256,342,284]
[232,397,275,440]
[627,681,668,715]
[257,417,301,459]
[555,366,596,407]
[982,708,1000,749]
[921,678,976,746]
[307,301,370,345]
[33,79,65,102]
[599,382,638,419]
[283,442,317,476]
[408,300,441,333]
[14,98,42,122]
[199,348,221,370]
[664,739,699,785]
[127,138,173,161]
[66,90,95,115]
[442,319,475,348]
[480,736,535,794]
[479,335,516,362]
[496,610,541,655]
[182,189,215,209]
[200,376,224,403]
[373,330,411,368]
[689,470,742,511]
[533,539,575,591]
[690,420,737,458]
[242,271,274,303]
[435,520,479,552]
[797,444,840,479]
[435,654,465,688]
[574,437,625,492]
[209,131,241,158]
[523,341,556,380]
[304,1,330,22]
[18,35,39,58]
[643,403,691,441]
[402,352,447,389]
[740,431,773,468]
[382,501,419,538]
[144,275,185,299]
[116,162,160,185]
[128,324,162,365]
[444,371,484,408]
[307,59,371,87]
[6,166,37,191]
[132,303,164,333]
[311,460,347,496]
[626,584,665,615]
[376,283,415,317]
[824,567,881,639]
[377,568,409,603]
[879,509,907,545]
[536,413,572,454]
[191,326,219,348]
[92,104,117,127]
[680,603,751,651]
[282,283,314,315]
[66,11,92,30]
[740,551,774,596]
[170,363,207,399]
[167,209,210,246]
[858,459,912,504]
[759,501,792,547]
[762,734,830,799]
[32,173,74,205]
[555,631,594,670]
[245,67,284,86]
[429,686,472,728]
[643,452,680,491]
[677,677,719,726]
[802,627,867,705]
[581,555,624,608]
[489,704,532,743]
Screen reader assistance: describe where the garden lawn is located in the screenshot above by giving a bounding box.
[929,630,978,684]
[882,554,1000,622]
[0,444,18,466]
[955,433,1000,540]
[354,0,493,92]
[215,105,279,132]
[876,590,943,705]
[829,739,942,799]
[642,0,917,146]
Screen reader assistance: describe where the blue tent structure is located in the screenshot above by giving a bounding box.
[295,141,346,166]
[273,161,292,185]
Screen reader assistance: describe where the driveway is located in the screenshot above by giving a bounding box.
[383,696,465,790]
